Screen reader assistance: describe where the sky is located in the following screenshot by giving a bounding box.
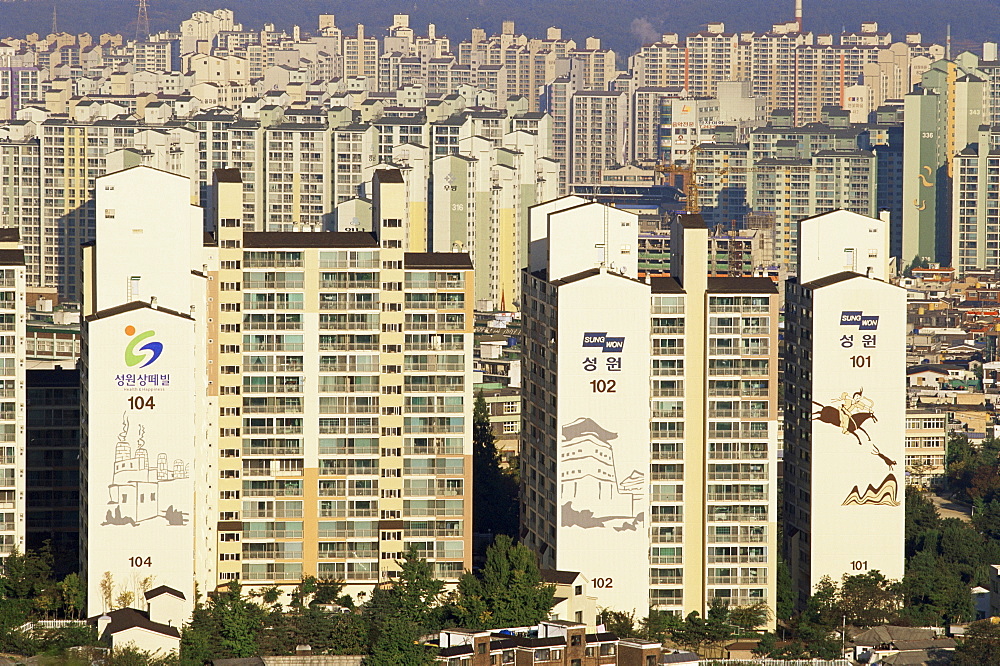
[0,0,995,57]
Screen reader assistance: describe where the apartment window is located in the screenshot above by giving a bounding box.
[220,533,240,542]
[220,449,240,457]
[220,490,240,499]
[219,553,240,561]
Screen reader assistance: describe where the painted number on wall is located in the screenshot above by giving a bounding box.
[128,396,156,410]
[594,577,614,588]
[850,560,868,571]
[850,356,871,368]
[590,380,616,393]
[129,556,152,568]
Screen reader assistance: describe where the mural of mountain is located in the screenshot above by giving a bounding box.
[841,473,899,507]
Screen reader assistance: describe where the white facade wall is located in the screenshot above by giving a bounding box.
[92,168,202,314]
[84,307,202,616]
[806,277,906,589]
[554,273,652,613]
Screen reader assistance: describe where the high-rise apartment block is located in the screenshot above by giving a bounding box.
[81,165,473,614]
[522,198,778,617]
[903,53,984,270]
[630,22,941,125]
[694,110,877,272]
[0,231,26,562]
[0,99,555,305]
[783,210,905,606]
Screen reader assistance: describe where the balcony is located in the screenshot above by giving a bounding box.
[707,575,768,585]
[243,446,303,456]
[707,553,768,564]
[244,280,304,290]
[243,343,304,352]
[242,405,303,414]
[244,426,303,435]
[319,280,378,290]
[708,512,768,523]
[320,321,378,330]
[243,321,302,331]
[404,363,465,372]
[707,491,767,502]
[709,532,766,544]
[406,342,464,351]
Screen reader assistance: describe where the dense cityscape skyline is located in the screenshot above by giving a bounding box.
[0,0,996,56]
[3,1,1000,664]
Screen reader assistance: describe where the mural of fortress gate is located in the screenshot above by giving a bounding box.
[812,389,899,507]
[103,414,190,526]
[559,417,645,531]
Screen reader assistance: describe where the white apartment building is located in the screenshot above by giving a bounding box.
[904,410,947,488]
[522,198,778,618]
[0,99,555,303]
[0,231,26,561]
[568,90,628,185]
[81,165,475,614]
[783,209,905,607]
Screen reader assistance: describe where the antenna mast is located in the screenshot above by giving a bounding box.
[51,4,57,34]
[136,0,150,42]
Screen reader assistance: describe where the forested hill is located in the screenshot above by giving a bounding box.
[0,0,994,58]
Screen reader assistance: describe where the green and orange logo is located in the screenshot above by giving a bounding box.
[124,325,163,368]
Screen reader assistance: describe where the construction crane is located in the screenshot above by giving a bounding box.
[654,144,702,214]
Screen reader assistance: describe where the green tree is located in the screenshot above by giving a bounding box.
[0,546,55,601]
[59,573,86,619]
[473,392,518,537]
[638,609,682,641]
[450,535,554,630]
[669,611,714,653]
[599,609,637,638]
[954,619,1000,665]
[211,581,265,658]
[728,602,770,634]
[363,547,443,666]
[839,570,903,627]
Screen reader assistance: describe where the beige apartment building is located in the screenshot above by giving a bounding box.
[81,165,474,611]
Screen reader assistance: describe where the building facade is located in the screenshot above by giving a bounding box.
[521,199,778,618]
[81,165,475,614]
[783,209,905,606]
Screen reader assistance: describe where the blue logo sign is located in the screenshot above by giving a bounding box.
[840,311,879,331]
[582,332,625,352]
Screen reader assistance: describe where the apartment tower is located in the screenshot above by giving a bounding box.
[521,198,778,618]
[82,165,473,614]
[783,209,905,606]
